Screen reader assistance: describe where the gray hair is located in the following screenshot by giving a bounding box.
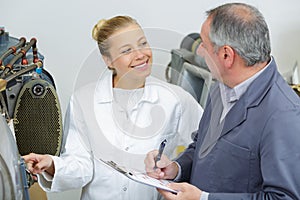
[206,3,271,66]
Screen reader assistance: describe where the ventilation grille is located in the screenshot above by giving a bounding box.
[13,79,62,156]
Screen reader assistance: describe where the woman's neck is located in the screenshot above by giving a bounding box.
[113,75,145,89]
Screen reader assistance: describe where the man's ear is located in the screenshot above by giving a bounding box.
[220,45,234,68]
[102,55,112,67]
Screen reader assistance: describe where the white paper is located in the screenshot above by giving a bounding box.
[100,159,178,194]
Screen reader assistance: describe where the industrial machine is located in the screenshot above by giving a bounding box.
[166,33,213,107]
[0,27,63,199]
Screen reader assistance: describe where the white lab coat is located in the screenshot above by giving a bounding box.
[38,69,203,200]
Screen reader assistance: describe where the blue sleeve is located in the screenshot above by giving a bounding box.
[175,133,198,182]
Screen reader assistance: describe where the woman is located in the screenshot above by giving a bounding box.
[23,16,203,199]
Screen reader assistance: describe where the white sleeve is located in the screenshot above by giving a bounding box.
[200,191,209,200]
[177,89,203,147]
[38,99,93,192]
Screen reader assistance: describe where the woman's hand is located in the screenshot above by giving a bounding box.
[23,153,55,176]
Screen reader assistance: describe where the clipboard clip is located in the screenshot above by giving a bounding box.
[101,159,127,174]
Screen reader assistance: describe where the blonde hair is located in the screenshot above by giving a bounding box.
[92,15,140,57]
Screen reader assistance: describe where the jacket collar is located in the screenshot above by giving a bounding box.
[220,57,278,136]
[94,69,159,104]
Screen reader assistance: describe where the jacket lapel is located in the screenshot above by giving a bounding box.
[220,58,278,137]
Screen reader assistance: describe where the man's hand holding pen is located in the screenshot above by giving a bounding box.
[144,140,203,200]
[144,140,179,180]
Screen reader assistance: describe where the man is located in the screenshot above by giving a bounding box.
[145,3,300,200]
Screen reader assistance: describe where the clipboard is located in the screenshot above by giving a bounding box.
[100,159,178,194]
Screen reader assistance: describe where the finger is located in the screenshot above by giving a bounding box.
[156,154,172,169]
[25,162,35,173]
[146,168,162,179]
[34,155,52,172]
[22,153,37,162]
[22,155,30,162]
[32,174,38,182]
[32,165,44,174]
[144,150,158,172]
[156,159,168,169]
[152,167,166,179]
[167,182,184,191]
[157,188,177,200]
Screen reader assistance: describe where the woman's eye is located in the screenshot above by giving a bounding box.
[121,48,132,54]
[140,41,148,46]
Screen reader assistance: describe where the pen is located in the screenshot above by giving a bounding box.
[154,139,167,169]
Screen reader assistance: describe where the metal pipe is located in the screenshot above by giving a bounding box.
[0,37,26,66]
[1,38,36,79]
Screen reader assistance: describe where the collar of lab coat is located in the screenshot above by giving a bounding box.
[94,69,159,104]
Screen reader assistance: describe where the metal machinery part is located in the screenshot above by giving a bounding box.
[0,27,63,199]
